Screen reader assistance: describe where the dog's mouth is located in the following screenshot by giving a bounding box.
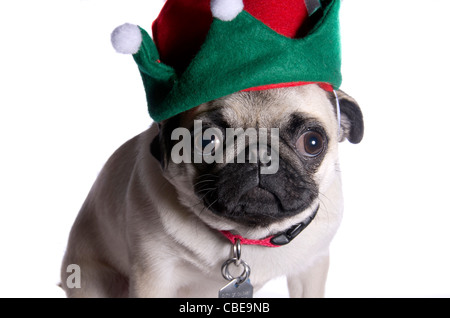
[202,185,314,227]
[216,186,284,226]
[194,164,318,227]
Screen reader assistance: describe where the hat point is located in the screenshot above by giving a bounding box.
[211,0,244,21]
[111,23,142,55]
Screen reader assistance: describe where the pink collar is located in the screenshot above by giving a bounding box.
[220,230,279,247]
[219,205,319,248]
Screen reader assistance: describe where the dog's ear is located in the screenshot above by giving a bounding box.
[150,123,165,170]
[150,116,182,170]
[333,90,364,144]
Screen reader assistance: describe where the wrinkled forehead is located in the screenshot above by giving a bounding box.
[183,84,337,130]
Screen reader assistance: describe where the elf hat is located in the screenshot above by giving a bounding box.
[111,0,342,122]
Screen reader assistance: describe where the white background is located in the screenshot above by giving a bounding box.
[1,0,450,298]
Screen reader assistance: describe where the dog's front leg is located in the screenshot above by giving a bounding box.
[287,253,330,298]
[129,261,179,298]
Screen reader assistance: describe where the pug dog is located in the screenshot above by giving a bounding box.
[60,84,363,297]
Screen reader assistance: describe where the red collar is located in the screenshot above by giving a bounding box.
[220,205,319,248]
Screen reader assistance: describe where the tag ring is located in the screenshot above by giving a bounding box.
[233,239,242,265]
[221,258,251,284]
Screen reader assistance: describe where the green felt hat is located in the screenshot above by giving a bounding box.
[111,0,342,122]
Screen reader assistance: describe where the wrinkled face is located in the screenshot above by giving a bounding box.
[153,85,363,229]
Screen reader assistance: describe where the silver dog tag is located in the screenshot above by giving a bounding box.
[219,279,253,298]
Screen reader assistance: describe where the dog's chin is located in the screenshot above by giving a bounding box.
[202,185,316,227]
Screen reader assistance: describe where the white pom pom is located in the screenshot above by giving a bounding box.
[111,23,142,54]
[211,0,244,21]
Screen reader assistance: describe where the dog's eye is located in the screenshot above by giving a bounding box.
[194,129,222,156]
[296,131,324,157]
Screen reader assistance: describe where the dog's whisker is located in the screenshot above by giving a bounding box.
[199,190,217,201]
[205,199,218,212]
[193,179,216,187]
[195,184,217,192]
[196,187,217,193]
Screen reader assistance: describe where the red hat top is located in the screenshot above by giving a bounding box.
[152,0,316,73]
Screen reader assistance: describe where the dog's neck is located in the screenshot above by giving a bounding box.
[220,205,319,248]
